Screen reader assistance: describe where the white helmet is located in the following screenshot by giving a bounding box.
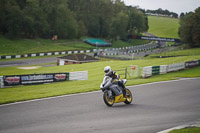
[104,66,112,74]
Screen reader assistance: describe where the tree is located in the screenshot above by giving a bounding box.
[145,8,178,18]
[0,0,149,39]
[180,12,185,18]
[23,0,49,38]
[178,7,200,47]
[1,0,24,38]
[127,7,147,34]
[110,11,128,40]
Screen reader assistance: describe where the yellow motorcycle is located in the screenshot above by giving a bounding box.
[100,76,133,107]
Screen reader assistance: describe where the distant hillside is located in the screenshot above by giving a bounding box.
[148,16,180,38]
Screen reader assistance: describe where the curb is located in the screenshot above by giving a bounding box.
[157,122,200,133]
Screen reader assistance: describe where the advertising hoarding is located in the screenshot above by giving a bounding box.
[3,73,70,86]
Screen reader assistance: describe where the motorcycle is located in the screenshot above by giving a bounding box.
[100,76,133,107]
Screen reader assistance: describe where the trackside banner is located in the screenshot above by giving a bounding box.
[3,73,69,86]
[167,62,185,72]
[185,60,199,68]
[127,35,181,43]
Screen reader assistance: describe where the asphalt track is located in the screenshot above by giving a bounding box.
[0,78,200,133]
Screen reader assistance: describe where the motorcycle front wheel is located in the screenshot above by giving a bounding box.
[103,91,114,107]
[124,89,133,104]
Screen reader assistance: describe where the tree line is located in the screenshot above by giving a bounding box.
[0,0,148,40]
[145,8,178,18]
[178,7,200,48]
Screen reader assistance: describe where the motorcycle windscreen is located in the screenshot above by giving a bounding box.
[110,85,123,96]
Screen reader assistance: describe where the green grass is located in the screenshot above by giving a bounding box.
[0,36,94,56]
[0,55,200,104]
[0,36,149,56]
[150,48,200,57]
[169,127,200,133]
[148,16,180,38]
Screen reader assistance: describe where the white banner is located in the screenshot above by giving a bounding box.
[142,66,152,78]
[160,65,168,74]
[69,71,88,80]
[167,62,185,72]
[0,76,4,88]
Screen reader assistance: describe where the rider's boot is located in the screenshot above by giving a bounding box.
[118,81,126,98]
[122,88,126,98]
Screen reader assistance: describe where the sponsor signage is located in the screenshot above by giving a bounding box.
[128,35,181,43]
[54,73,69,81]
[152,66,160,75]
[185,60,199,68]
[3,76,21,86]
[21,74,54,85]
[3,73,70,86]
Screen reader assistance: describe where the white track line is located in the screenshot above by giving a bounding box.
[0,77,199,107]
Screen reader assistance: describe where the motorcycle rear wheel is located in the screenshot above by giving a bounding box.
[124,89,132,104]
[103,91,114,107]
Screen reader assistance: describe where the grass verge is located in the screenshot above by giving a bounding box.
[169,127,200,133]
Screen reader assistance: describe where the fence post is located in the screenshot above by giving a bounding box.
[125,67,127,79]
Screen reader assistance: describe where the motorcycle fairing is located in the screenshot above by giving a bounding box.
[110,84,123,96]
[114,94,126,103]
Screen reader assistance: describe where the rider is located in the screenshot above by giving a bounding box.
[103,66,126,97]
